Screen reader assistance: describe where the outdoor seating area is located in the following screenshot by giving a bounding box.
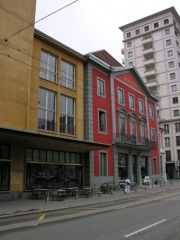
[31,186,94,201]
[30,181,140,202]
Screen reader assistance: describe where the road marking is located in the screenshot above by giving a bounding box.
[38,214,46,221]
[124,219,167,238]
[33,214,46,227]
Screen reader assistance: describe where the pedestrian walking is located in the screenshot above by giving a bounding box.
[124,177,131,193]
[169,174,173,184]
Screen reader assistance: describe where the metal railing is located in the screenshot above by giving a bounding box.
[114,133,156,149]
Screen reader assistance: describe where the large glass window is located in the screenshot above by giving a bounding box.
[100,152,108,176]
[139,99,144,114]
[25,148,82,190]
[176,136,180,146]
[98,110,107,133]
[120,116,126,135]
[60,95,75,135]
[38,88,56,131]
[129,94,135,110]
[153,158,157,175]
[97,78,106,97]
[26,163,82,190]
[118,153,127,179]
[118,88,125,105]
[151,128,156,141]
[40,50,57,82]
[177,150,180,161]
[130,118,136,144]
[0,144,10,191]
[149,106,154,119]
[166,150,171,161]
[174,109,179,117]
[61,60,75,89]
[0,161,10,191]
[165,137,170,147]
[164,124,169,134]
[140,122,146,144]
[175,123,180,133]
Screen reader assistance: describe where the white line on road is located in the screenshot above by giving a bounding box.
[124,219,167,238]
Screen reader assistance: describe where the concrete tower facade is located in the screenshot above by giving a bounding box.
[119,7,180,179]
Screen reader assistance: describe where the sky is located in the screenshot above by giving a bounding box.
[35,0,180,63]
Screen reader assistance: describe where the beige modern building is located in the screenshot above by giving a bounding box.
[0,0,108,200]
[119,7,180,179]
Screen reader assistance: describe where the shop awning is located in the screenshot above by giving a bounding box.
[0,128,110,153]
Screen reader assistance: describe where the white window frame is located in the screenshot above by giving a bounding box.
[167,50,173,57]
[165,137,170,147]
[164,18,169,25]
[60,95,75,135]
[40,50,57,82]
[168,61,175,69]
[166,39,172,46]
[129,94,135,110]
[151,128,156,142]
[170,72,176,80]
[172,97,178,104]
[140,121,146,144]
[149,105,154,119]
[144,25,150,32]
[127,41,132,48]
[99,152,108,176]
[97,78,106,98]
[135,29,140,35]
[126,32,131,38]
[118,88,125,105]
[98,109,107,134]
[61,60,75,90]
[164,28,170,35]
[175,123,180,133]
[171,85,177,92]
[127,51,133,58]
[139,99,144,114]
[38,88,56,131]
[174,109,180,117]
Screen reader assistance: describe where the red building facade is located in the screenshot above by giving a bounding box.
[84,51,159,186]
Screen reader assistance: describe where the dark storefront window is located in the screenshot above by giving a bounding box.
[25,148,82,190]
[0,145,10,191]
[166,150,171,161]
[0,161,10,191]
[118,153,127,179]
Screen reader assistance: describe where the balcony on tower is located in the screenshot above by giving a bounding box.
[142,34,152,44]
[144,64,156,77]
[143,42,154,55]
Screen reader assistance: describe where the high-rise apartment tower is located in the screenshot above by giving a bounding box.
[119,7,180,178]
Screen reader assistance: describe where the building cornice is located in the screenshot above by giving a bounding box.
[34,28,86,62]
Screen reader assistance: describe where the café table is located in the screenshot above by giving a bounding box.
[32,188,49,199]
[81,186,93,198]
[56,189,66,201]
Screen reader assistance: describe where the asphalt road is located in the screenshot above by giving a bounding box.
[1,189,180,240]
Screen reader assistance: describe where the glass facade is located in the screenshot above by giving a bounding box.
[0,145,10,191]
[25,148,82,190]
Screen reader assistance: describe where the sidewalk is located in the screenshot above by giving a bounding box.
[0,181,180,219]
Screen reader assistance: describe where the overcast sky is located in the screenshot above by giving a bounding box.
[35,0,180,63]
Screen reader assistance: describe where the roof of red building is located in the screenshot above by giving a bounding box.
[91,50,122,67]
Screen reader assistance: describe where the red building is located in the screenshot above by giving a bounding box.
[84,50,159,186]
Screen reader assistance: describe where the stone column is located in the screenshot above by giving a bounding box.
[147,156,151,176]
[136,155,142,185]
[128,153,132,180]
